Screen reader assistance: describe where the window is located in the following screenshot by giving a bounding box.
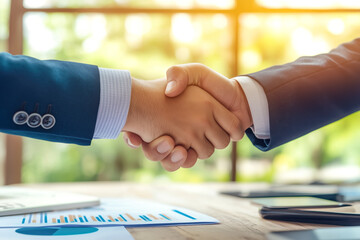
[4,0,360,184]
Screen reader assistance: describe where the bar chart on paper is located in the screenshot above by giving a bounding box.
[0,199,218,228]
[21,210,191,224]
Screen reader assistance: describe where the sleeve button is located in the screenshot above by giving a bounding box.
[27,113,42,128]
[13,111,29,125]
[41,114,56,129]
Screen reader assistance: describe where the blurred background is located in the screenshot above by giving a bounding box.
[0,0,359,185]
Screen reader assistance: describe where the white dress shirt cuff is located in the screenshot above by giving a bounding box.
[233,76,270,139]
[93,68,132,139]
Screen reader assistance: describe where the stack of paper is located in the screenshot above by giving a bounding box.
[0,198,219,239]
[0,198,218,228]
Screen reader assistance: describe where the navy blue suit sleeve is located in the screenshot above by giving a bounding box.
[0,53,100,145]
[245,38,360,151]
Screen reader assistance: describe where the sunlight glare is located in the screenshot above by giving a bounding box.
[175,47,190,61]
[255,0,283,8]
[125,15,151,37]
[196,0,234,9]
[75,15,91,38]
[23,0,48,8]
[212,14,228,29]
[171,14,199,44]
[291,27,312,55]
[24,13,59,55]
[153,0,174,8]
[78,15,107,53]
[174,0,194,9]
[286,0,333,9]
[241,15,261,29]
[115,0,130,5]
[241,50,262,70]
[125,15,151,48]
[257,0,360,8]
[327,18,345,35]
[291,27,329,55]
[340,0,360,8]
[266,16,283,33]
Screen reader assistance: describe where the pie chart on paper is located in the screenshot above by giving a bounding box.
[15,227,99,236]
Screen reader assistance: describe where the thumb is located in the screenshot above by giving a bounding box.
[165,63,236,110]
[123,132,143,148]
[165,65,190,97]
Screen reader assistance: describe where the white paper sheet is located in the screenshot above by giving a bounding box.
[0,199,219,228]
[0,226,133,240]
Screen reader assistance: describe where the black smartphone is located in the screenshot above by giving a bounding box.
[221,190,338,201]
[252,197,350,209]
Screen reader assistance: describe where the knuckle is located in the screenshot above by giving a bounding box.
[217,135,231,149]
[230,118,243,140]
[200,118,212,128]
[144,153,156,162]
[182,158,197,168]
[185,129,199,142]
[166,65,182,77]
[143,149,161,162]
[204,99,213,108]
[162,162,180,172]
[233,129,245,141]
[238,132,245,141]
[193,63,206,71]
[180,142,191,150]
[232,117,242,131]
[199,147,214,160]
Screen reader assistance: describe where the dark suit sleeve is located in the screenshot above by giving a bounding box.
[0,53,100,145]
[245,38,360,151]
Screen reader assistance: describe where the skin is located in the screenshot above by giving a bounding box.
[122,77,243,168]
[123,64,253,171]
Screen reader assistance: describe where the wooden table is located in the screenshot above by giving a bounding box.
[19,182,331,240]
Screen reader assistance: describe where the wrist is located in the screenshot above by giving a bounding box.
[122,78,166,141]
[123,78,141,133]
[233,80,253,130]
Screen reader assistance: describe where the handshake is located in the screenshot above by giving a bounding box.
[122,63,253,172]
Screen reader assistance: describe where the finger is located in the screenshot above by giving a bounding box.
[205,121,231,149]
[181,148,198,168]
[212,102,244,141]
[166,64,236,109]
[160,146,187,172]
[191,136,214,160]
[165,65,189,97]
[123,132,142,149]
[142,136,176,162]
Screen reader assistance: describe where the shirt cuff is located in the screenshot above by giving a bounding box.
[233,76,270,139]
[93,68,132,139]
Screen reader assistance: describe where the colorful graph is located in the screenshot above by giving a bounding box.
[0,199,218,228]
[20,210,195,225]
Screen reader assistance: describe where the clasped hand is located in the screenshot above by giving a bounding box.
[122,64,253,171]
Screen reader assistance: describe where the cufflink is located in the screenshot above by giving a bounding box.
[27,113,42,128]
[41,114,56,129]
[13,111,29,125]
